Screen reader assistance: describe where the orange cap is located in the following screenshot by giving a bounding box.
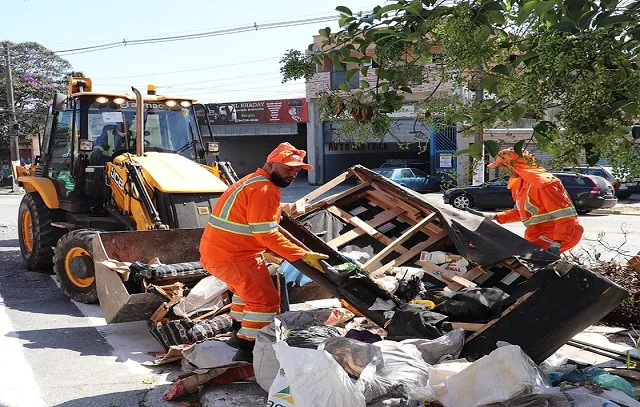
[267,142,312,170]
[487,148,536,168]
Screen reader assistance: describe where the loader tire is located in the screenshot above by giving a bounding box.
[18,193,65,271]
[53,229,99,303]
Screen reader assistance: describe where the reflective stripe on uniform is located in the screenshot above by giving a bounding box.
[207,216,252,236]
[249,221,278,234]
[219,176,269,219]
[229,311,245,321]
[523,185,538,217]
[242,311,276,323]
[237,326,261,340]
[231,294,245,305]
[207,174,272,235]
[524,206,578,226]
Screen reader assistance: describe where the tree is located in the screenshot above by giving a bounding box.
[0,42,73,151]
[281,0,640,177]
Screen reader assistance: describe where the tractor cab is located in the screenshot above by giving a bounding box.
[36,78,219,213]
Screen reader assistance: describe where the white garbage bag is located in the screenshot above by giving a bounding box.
[173,275,227,318]
[269,341,365,407]
[444,345,550,407]
[254,324,278,392]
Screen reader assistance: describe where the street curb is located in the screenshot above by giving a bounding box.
[592,208,640,216]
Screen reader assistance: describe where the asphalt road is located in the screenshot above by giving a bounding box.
[0,189,639,406]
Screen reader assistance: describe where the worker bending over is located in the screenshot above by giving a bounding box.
[199,142,328,363]
[468,148,583,255]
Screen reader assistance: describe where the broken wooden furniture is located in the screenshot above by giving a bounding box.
[281,165,629,363]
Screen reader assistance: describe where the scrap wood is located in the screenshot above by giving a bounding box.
[98,259,131,280]
[305,182,371,213]
[143,344,190,366]
[451,322,484,331]
[163,362,252,401]
[604,368,640,382]
[370,229,449,277]
[327,205,408,252]
[362,212,437,271]
[291,171,352,214]
[326,207,405,248]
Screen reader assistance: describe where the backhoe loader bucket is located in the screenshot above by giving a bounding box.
[93,228,204,323]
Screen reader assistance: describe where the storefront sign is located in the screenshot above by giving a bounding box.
[439,153,453,168]
[202,99,308,125]
[325,142,406,155]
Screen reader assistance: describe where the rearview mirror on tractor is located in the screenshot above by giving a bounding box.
[52,93,68,112]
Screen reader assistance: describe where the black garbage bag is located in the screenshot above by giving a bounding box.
[285,325,343,349]
[385,304,450,340]
[433,287,509,322]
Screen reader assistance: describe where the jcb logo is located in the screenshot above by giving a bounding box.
[109,167,125,192]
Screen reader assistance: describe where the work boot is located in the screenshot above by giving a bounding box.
[232,338,255,363]
[226,320,242,349]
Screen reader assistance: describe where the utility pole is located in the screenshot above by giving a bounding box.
[3,42,21,192]
[472,84,485,186]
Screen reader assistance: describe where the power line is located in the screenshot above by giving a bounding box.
[53,11,372,56]
[93,58,281,80]
[46,4,377,47]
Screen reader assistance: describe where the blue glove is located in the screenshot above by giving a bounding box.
[548,245,560,256]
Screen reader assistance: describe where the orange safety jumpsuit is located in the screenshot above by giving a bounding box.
[199,168,307,341]
[495,164,584,253]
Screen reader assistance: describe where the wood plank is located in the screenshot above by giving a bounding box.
[366,191,443,235]
[326,206,408,253]
[465,290,538,343]
[451,322,484,332]
[500,259,533,278]
[449,275,477,288]
[416,260,465,291]
[362,213,437,271]
[305,182,370,213]
[371,229,449,276]
[326,207,404,248]
[367,188,423,219]
[461,266,486,282]
[291,171,351,208]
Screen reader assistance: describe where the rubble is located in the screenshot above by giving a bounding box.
[90,166,638,406]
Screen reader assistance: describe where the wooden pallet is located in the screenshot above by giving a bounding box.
[290,168,532,304]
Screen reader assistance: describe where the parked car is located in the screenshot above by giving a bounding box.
[561,165,632,199]
[443,172,617,214]
[373,167,441,192]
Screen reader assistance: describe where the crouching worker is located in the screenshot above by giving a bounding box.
[199,142,328,363]
[467,148,583,256]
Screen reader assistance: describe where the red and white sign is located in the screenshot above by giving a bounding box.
[204,99,308,125]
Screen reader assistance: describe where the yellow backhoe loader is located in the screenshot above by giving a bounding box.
[15,77,238,303]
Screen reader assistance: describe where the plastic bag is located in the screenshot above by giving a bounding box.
[401,328,465,364]
[267,367,296,407]
[272,341,366,407]
[319,337,383,378]
[254,324,279,392]
[356,341,431,403]
[173,275,227,318]
[444,345,550,407]
[285,325,343,349]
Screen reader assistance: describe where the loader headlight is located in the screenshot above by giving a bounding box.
[180,101,191,108]
[206,142,220,153]
[165,100,177,107]
[113,97,126,105]
[96,97,109,104]
[79,140,94,152]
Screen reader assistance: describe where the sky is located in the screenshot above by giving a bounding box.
[1,0,378,103]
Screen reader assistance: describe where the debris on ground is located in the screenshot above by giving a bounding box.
[91,166,640,406]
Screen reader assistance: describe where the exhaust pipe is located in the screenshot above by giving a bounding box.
[131,86,144,156]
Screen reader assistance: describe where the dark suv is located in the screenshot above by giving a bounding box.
[443,172,617,214]
[562,165,632,199]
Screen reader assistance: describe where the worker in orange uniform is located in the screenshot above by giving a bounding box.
[467,148,583,256]
[199,142,329,363]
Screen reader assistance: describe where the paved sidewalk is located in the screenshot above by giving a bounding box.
[593,193,640,215]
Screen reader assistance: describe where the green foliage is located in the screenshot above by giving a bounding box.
[280,0,640,174]
[0,41,72,150]
[280,49,316,83]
